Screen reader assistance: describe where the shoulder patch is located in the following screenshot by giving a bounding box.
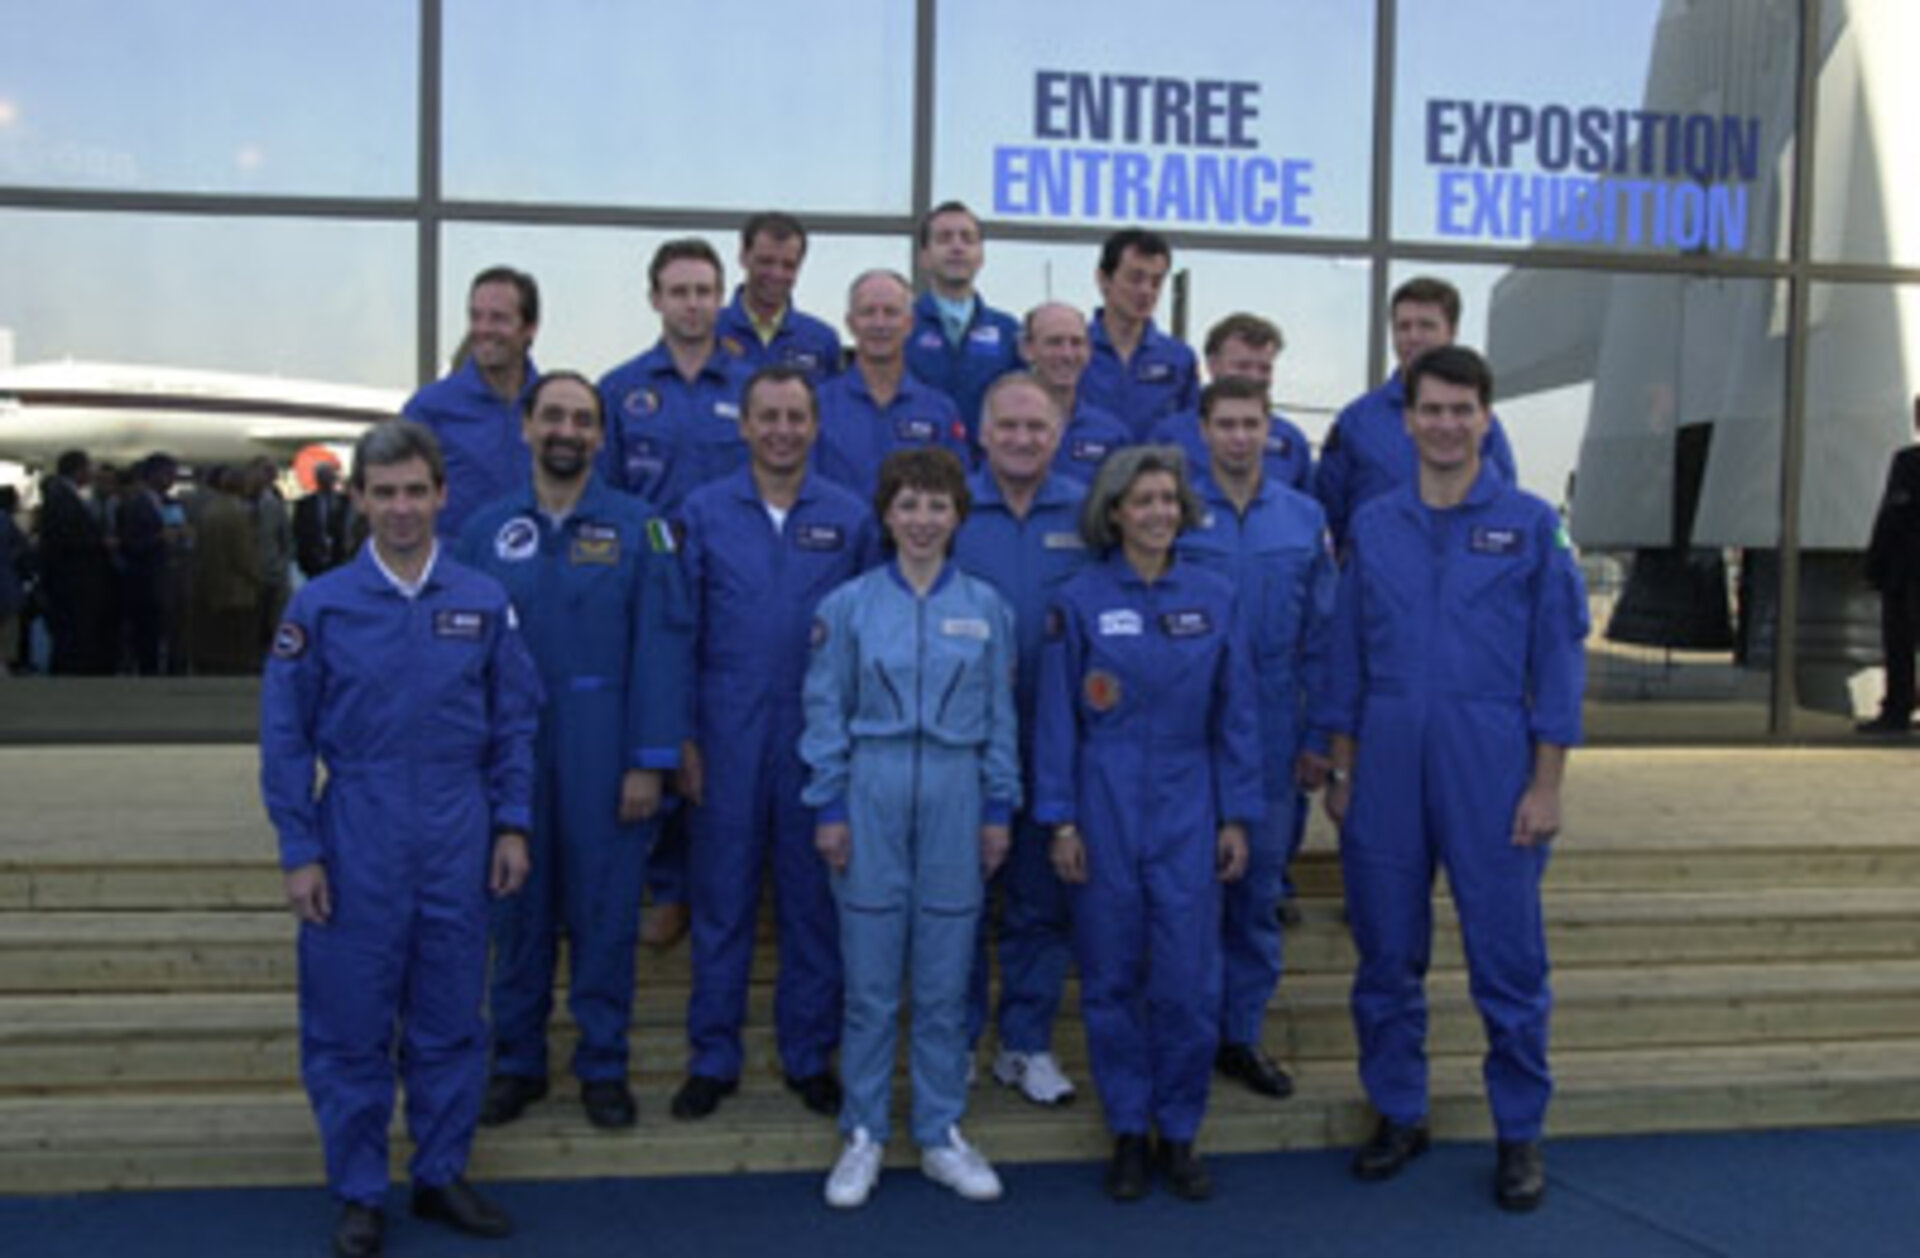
[1554,523,1573,551]
[809,616,829,649]
[271,622,307,660]
[646,518,678,554]
[1044,607,1064,640]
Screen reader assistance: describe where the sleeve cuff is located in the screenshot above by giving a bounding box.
[982,800,1013,827]
[633,746,681,771]
[493,805,532,834]
[815,799,849,825]
[278,838,324,871]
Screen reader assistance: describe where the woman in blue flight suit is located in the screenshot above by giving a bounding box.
[801,448,1021,1210]
[1034,445,1264,1203]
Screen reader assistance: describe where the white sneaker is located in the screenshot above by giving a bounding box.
[921,1126,1004,1202]
[993,1049,1077,1106]
[824,1128,883,1209]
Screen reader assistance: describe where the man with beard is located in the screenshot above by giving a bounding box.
[459,372,692,1131]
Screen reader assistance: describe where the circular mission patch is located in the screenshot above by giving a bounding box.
[1083,669,1121,713]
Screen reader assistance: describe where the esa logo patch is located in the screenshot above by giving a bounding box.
[1098,609,1144,637]
[271,622,307,660]
[895,418,935,443]
[795,523,845,551]
[1160,609,1213,638]
[495,516,539,563]
[1082,669,1122,712]
[434,610,488,640]
[623,388,660,418]
[1469,526,1523,556]
[1138,362,1173,383]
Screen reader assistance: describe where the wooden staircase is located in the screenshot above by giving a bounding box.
[3,745,1919,1193]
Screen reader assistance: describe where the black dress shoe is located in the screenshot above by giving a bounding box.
[1158,1139,1214,1201]
[668,1074,736,1121]
[1215,1043,1295,1099]
[1495,1139,1547,1212]
[410,1177,513,1239]
[1352,1117,1430,1181]
[582,1079,639,1129]
[1856,714,1912,736]
[784,1071,843,1117]
[1105,1133,1151,1202]
[478,1073,547,1128]
[332,1202,384,1257]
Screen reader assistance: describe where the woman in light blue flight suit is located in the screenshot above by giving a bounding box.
[1034,445,1264,1203]
[801,448,1021,1209]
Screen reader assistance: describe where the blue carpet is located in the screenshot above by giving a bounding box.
[5,1127,1918,1257]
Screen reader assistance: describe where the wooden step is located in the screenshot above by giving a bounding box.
[9,957,1920,1096]
[11,886,1920,994]
[6,1036,1919,1194]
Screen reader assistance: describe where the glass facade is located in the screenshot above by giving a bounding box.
[2,0,1915,740]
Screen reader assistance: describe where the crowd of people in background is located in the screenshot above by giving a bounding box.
[0,450,352,678]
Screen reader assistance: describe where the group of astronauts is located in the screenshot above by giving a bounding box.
[258,203,1588,1257]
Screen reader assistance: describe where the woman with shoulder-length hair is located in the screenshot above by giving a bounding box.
[801,446,1021,1209]
[1033,444,1263,1202]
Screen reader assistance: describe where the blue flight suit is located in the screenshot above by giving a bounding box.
[1034,555,1263,1141]
[953,470,1095,1055]
[458,479,691,1085]
[680,468,880,1083]
[403,358,539,540]
[1150,408,1315,494]
[801,563,1021,1146]
[715,288,842,383]
[1081,313,1199,444]
[1314,371,1518,549]
[1052,400,1132,483]
[906,291,1023,445]
[260,546,540,1207]
[813,367,970,502]
[598,341,752,909]
[597,343,752,514]
[1177,473,1335,1049]
[1318,466,1587,1142]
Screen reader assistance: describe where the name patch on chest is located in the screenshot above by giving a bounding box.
[795,523,846,551]
[1138,362,1173,383]
[1098,608,1144,637]
[942,617,991,641]
[494,516,539,563]
[968,325,1002,346]
[434,609,489,640]
[1469,526,1524,556]
[1069,439,1113,463]
[1043,531,1085,551]
[1159,609,1214,638]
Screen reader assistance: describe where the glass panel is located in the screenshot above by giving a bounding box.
[1393,0,1797,262]
[442,0,914,212]
[1810,0,1920,267]
[1389,261,1785,737]
[1798,280,1920,730]
[933,0,1373,238]
[0,0,417,196]
[437,223,910,376]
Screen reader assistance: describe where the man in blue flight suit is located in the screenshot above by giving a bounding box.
[815,270,969,501]
[954,372,1095,1107]
[1314,276,1517,551]
[261,419,541,1258]
[671,365,880,1121]
[1150,314,1315,495]
[907,201,1023,446]
[458,372,691,1132]
[715,212,842,383]
[1176,377,1335,1101]
[1319,346,1586,1213]
[1081,229,1198,443]
[1020,302,1133,484]
[598,237,754,518]
[598,237,752,950]
[403,266,541,540]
